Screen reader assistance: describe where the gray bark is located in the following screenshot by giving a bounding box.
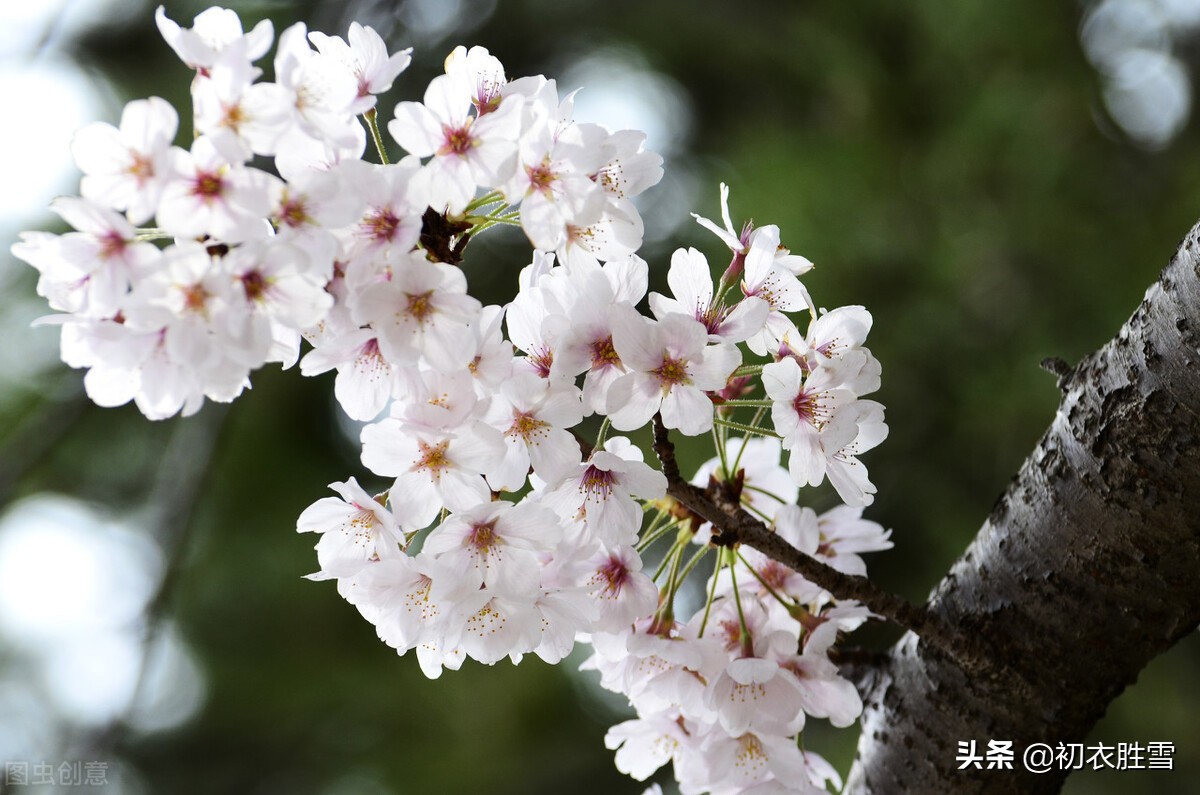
[843,223,1200,792]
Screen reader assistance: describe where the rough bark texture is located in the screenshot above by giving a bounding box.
[843,223,1200,793]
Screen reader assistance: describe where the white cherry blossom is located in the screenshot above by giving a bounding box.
[71,96,180,224]
[608,312,740,436]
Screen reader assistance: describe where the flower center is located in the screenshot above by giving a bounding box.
[414,440,451,477]
[530,346,553,378]
[241,270,267,302]
[405,291,435,324]
[468,520,499,553]
[581,465,615,499]
[98,230,127,260]
[181,283,210,314]
[526,160,556,194]
[590,335,621,370]
[346,507,377,546]
[652,355,689,388]
[508,411,547,441]
[222,102,246,131]
[127,152,154,183]
[595,556,630,596]
[191,169,225,201]
[792,388,825,428]
[277,194,310,228]
[439,124,474,156]
[363,208,400,242]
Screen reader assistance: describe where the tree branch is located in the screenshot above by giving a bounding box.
[649,413,990,672]
[845,221,1200,794]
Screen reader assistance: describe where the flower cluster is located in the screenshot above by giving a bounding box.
[13,6,896,793]
[598,439,893,793]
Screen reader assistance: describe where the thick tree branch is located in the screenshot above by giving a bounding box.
[845,223,1200,794]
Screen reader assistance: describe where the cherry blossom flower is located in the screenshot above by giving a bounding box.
[360,420,503,527]
[155,5,274,75]
[71,96,180,225]
[349,251,482,369]
[483,372,584,491]
[309,23,412,114]
[607,312,741,436]
[297,477,406,579]
[156,136,273,243]
[648,246,769,343]
[389,71,522,213]
[541,437,667,546]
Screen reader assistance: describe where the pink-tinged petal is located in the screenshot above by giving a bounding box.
[437,469,491,512]
[520,191,569,251]
[389,472,441,528]
[728,656,781,685]
[335,362,393,422]
[421,319,474,371]
[742,224,781,284]
[761,357,802,401]
[795,667,863,728]
[527,428,581,484]
[602,254,649,305]
[423,72,472,128]
[71,122,124,177]
[689,342,740,391]
[656,313,708,359]
[489,437,531,493]
[660,385,713,436]
[606,374,660,432]
[666,247,713,314]
[716,296,770,342]
[296,497,351,533]
[388,101,442,157]
[760,733,811,783]
[827,456,875,507]
[774,505,820,555]
[647,292,684,322]
[123,95,178,152]
[360,420,420,477]
[762,268,813,313]
[418,156,476,214]
[615,459,667,501]
[538,388,584,428]
[83,366,138,408]
[609,310,660,372]
[787,434,826,487]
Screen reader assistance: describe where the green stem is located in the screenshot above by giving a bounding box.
[737,549,794,612]
[728,553,752,651]
[464,190,504,213]
[594,416,611,451]
[697,550,723,638]
[729,406,767,474]
[362,108,390,165]
[718,399,773,408]
[732,363,765,377]
[652,534,686,583]
[744,483,792,506]
[714,417,782,439]
[638,515,681,553]
[676,544,712,584]
[712,425,730,480]
[744,501,773,523]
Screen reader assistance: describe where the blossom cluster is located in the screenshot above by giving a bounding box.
[13,6,895,793]
[598,439,892,794]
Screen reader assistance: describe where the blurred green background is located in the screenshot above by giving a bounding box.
[1,0,1199,793]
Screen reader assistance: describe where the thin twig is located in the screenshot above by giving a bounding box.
[650,413,989,672]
